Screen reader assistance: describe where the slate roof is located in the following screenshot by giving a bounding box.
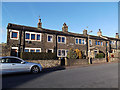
[7,23,120,41]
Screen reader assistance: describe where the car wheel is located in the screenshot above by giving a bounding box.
[31,66,40,74]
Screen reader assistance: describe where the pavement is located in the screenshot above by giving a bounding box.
[65,60,118,69]
[2,62,118,88]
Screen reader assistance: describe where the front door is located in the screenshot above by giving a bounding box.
[61,58,65,66]
[11,49,18,57]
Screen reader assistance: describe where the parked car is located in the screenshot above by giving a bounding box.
[0,56,42,74]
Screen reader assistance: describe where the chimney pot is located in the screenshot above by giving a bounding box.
[38,18,42,28]
[115,33,119,38]
[62,23,68,32]
[97,29,102,36]
[83,29,87,35]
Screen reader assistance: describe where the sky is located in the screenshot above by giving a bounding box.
[1,2,118,43]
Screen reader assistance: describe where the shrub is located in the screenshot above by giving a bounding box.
[95,53,105,58]
[20,52,56,60]
[75,49,82,59]
[67,48,77,59]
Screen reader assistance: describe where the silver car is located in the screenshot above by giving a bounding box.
[0,56,42,74]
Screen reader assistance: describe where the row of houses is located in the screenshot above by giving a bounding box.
[2,18,120,59]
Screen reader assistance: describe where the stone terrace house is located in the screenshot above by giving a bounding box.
[5,18,120,59]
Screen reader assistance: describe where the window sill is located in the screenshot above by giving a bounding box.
[10,38,19,40]
[47,41,53,43]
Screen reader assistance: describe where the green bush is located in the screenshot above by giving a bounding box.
[67,48,77,59]
[95,53,105,58]
[20,52,56,60]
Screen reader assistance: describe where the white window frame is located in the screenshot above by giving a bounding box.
[47,34,53,42]
[25,48,41,52]
[25,31,42,42]
[57,36,66,44]
[112,40,115,45]
[57,49,68,57]
[96,41,103,46]
[10,30,19,40]
[75,38,86,45]
[101,41,103,46]
[75,38,79,44]
[89,39,92,45]
[12,47,18,50]
[46,49,54,53]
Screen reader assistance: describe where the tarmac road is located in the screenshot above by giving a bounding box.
[2,63,118,88]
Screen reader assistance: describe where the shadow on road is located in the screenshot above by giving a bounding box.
[2,66,65,89]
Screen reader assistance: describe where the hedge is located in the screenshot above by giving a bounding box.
[20,52,56,60]
[95,53,105,58]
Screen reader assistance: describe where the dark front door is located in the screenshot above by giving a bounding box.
[61,58,65,66]
[11,49,18,57]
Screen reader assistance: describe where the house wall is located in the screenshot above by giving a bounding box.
[6,29,88,57]
[5,26,120,58]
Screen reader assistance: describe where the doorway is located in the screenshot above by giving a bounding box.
[61,57,65,66]
[11,49,18,57]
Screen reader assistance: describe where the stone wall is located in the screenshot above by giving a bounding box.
[109,57,119,62]
[110,52,120,58]
[66,58,117,66]
[25,60,60,68]
[92,58,119,63]
[92,58,106,64]
[0,43,11,57]
[66,59,88,66]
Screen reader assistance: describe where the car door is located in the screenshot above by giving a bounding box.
[0,58,13,74]
[9,58,29,72]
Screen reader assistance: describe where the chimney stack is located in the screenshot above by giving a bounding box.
[115,33,119,38]
[97,29,102,36]
[62,23,68,32]
[83,29,87,35]
[37,17,42,28]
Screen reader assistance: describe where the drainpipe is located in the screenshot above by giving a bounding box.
[116,40,117,50]
[109,40,111,52]
[22,29,25,52]
[86,37,88,59]
[55,34,58,59]
[18,30,22,58]
[105,41,108,62]
[108,40,111,62]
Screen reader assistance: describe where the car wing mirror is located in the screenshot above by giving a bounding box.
[21,61,25,64]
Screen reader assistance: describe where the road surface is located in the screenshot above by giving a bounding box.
[2,63,118,88]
